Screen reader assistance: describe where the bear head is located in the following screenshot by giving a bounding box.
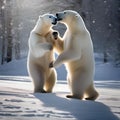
[56,10,79,25]
[39,14,57,26]
[34,14,58,35]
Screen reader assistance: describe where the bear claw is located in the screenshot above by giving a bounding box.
[66,95,82,99]
[49,61,54,68]
[34,89,47,93]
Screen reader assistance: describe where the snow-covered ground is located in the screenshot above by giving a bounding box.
[0,55,120,120]
[0,76,120,120]
[0,57,120,80]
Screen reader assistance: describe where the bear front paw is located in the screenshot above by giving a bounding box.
[48,44,53,51]
[49,61,54,68]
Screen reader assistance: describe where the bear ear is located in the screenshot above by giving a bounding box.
[39,15,42,18]
[39,15,43,20]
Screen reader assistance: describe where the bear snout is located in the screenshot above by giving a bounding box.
[52,17,57,25]
[54,17,57,23]
[56,13,58,17]
[56,13,63,21]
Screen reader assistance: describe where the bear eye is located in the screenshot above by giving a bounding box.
[64,12,66,14]
[49,16,52,18]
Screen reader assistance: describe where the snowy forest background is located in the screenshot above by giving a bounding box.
[0,0,120,80]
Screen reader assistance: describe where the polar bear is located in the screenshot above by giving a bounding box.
[27,14,63,93]
[50,10,99,100]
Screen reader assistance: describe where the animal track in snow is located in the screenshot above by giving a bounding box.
[4,99,24,102]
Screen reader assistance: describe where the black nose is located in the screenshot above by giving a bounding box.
[55,18,57,22]
[56,13,58,17]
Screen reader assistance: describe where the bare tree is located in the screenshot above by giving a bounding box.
[114,0,120,66]
[5,0,13,62]
[0,0,6,64]
[14,0,21,60]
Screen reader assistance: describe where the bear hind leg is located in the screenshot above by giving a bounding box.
[85,84,99,100]
[33,72,46,93]
[66,77,85,100]
[29,65,46,93]
[66,75,84,99]
[44,69,56,93]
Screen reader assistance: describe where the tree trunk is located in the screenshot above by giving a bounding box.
[0,0,6,64]
[15,0,21,60]
[6,0,13,63]
[103,51,108,63]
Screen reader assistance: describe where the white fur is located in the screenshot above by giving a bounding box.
[53,10,99,100]
[27,14,63,93]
